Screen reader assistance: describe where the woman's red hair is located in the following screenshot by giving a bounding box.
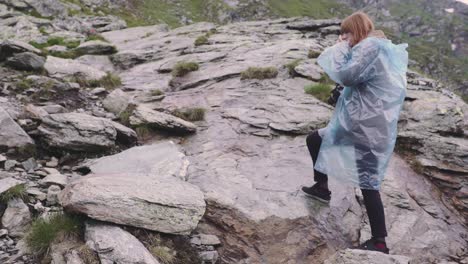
[341,11,375,46]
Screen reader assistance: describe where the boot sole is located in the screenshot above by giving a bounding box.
[302,190,331,204]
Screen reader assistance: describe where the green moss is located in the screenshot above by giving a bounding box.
[26,213,85,255]
[304,83,333,102]
[194,35,209,46]
[0,184,28,203]
[240,67,278,80]
[266,0,350,18]
[85,34,108,42]
[285,59,302,77]
[172,62,199,77]
[172,107,206,121]
[308,50,321,59]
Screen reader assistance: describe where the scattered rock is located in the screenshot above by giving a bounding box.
[44,56,106,81]
[0,177,24,195]
[46,185,61,206]
[0,40,41,61]
[102,88,131,115]
[75,40,116,55]
[21,158,38,172]
[1,199,32,238]
[130,105,197,134]
[39,173,68,187]
[5,52,45,71]
[85,222,160,264]
[0,107,34,151]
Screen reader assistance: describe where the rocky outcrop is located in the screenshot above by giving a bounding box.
[37,112,136,152]
[1,198,31,238]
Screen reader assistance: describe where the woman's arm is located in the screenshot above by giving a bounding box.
[317,39,380,87]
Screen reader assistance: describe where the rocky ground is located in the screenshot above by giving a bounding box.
[0,1,467,264]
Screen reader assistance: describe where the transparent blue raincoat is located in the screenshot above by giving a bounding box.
[314,37,408,190]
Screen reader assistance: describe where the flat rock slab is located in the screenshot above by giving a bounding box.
[324,249,410,264]
[0,107,34,150]
[75,40,116,55]
[85,222,160,264]
[60,173,205,235]
[44,56,106,80]
[37,112,136,152]
[84,141,189,180]
[130,105,196,133]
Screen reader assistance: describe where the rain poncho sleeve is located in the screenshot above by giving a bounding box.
[313,37,408,190]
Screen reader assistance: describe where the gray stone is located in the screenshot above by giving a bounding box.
[60,172,205,235]
[21,158,38,172]
[75,40,116,55]
[191,234,221,246]
[0,107,34,150]
[5,52,45,71]
[199,250,219,263]
[85,222,160,264]
[84,142,189,181]
[1,199,31,238]
[45,157,59,167]
[76,55,115,73]
[46,45,67,52]
[24,104,49,120]
[46,185,61,206]
[44,56,106,81]
[294,60,324,81]
[41,105,66,114]
[0,40,41,61]
[286,18,341,31]
[130,105,197,133]
[324,249,410,264]
[0,177,24,195]
[0,229,7,238]
[23,0,70,18]
[40,173,68,187]
[102,89,130,115]
[37,112,136,152]
[90,87,106,95]
[4,160,17,171]
[26,188,46,201]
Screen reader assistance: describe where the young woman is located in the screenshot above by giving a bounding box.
[302,12,408,254]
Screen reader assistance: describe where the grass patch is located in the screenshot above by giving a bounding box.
[285,59,302,77]
[135,125,152,140]
[0,184,28,203]
[85,34,108,42]
[171,107,206,121]
[266,0,351,19]
[150,89,164,96]
[194,35,209,46]
[76,245,100,264]
[308,50,321,59]
[72,72,121,90]
[304,83,333,102]
[172,62,199,77]
[29,37,81,50]
[151,245,176,264]
[15,78,34,91]
[26,213,85,255]
[119,104,136,126]
[240,67,278,80]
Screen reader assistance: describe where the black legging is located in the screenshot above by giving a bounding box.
[306,130,387,238]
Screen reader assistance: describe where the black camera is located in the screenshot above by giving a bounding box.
[327,83,344,107]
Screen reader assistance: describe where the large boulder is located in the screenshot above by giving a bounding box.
[37,112,136,152]
[0,177,25,195]
[60,173,205,234]
[85,222,160,264]
[5,52,45,71]
[130,105,197,133]
[0,107,34,151]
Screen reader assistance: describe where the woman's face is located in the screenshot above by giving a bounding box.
[340,32,355,46]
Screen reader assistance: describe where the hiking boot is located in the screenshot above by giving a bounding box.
[301,183,331,203]
[355,238,389,254]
